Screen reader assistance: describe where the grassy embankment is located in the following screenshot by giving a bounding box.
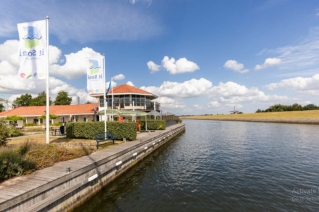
[1,132,122,183]
[181,110,319,124]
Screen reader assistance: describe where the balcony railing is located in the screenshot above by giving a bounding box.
[100,100,160,111]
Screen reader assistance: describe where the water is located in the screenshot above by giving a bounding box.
[73,120,319,212]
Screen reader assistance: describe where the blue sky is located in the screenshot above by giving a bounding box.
[0,0,318,115]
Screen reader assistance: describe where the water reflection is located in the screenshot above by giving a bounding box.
[73,120,319,212]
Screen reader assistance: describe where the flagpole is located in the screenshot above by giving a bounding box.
[103,55,107,134]
[45,16,50,144]
[111,76,114,121]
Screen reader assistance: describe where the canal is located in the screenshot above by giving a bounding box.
[73,119,319,211]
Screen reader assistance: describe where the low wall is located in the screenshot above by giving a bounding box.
[0,124,185,212]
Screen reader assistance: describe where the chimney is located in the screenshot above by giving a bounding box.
[77,96,80,104]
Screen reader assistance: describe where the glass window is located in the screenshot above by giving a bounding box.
[99,97,104,107]
[125,95,130,106]
[140,97,145,106]
[114,97,119,106]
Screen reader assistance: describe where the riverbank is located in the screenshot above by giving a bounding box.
[0,124,185,212]
[181,110,319,124]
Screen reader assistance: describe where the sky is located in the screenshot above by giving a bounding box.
[0,0,319,115]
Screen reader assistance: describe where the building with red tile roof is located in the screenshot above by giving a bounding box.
[98,84,160,113]
[0,103,98,124]
[0,84,160,125]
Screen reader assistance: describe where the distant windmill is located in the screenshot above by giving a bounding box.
[230,106,239,114]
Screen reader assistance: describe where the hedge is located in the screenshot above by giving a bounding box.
[66,121,137,141]
[139,120,166,130]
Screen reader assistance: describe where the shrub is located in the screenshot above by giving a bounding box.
[7,126,24,137]
[25,123,38,127]
[0,121,10,147]
[66,121,137,141]
[0,148,35,182]
[25,143,94,169]
[140,120,166,130]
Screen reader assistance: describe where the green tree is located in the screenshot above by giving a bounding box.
[38,114,58,120]
[54,91,72,105]
[12,93,32,108]
[0,103,4,112]
[30,91,52,106]
[303,104,319,110]
[291,103,303,111]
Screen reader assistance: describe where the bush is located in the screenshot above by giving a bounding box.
[25,123,38,127]
[66,121,137,141]
[24,143,94,169]
[0,147,35,182]
[0,121,10,147]
[7,126,24,137]
[140,120,166,130]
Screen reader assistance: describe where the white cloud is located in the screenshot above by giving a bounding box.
[49,77,97,104]
[126,81,134,86]
[0,1,162,43]
[147,61,160,72]
[265,74,319,95]
[154,96,186,109]
[257,27,319,70]
[207,101,221,108]
[223,60,249,73]
[161,56,200,74]
[208,81,288,103]
[130,0,152,5]
[0,40,98,104]
[50,47,102,79]
[113,74,125,81]
[141,78,212,98]
[255,58,281,70]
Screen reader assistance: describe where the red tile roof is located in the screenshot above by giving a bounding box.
[0,103,98,117]
[109,84,155,96]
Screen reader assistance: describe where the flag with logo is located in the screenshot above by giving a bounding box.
[87,57,105,94]
[17,20,47,79]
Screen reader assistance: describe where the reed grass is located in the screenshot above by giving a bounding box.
[181,110,319,123]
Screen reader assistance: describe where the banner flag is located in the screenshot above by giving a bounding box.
[105,80,111,96]
[17,20,47,79]
[87,57,105,95]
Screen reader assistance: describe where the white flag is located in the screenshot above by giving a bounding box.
[17,20,47,79]
[87,57,105,95]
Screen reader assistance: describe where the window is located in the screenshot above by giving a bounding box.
[125,95,130,106]
[132,95,136,106]
[140,96,145,106]
[99,97,104,107]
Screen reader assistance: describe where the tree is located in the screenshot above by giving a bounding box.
[291,103,303,111]
[0,103,4,112]
[303,104,319,110]
[86,101,92,104]
[12,93,32,108]
[38,114,58,120]
[54,91,72,105]
[30,91,52,106]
